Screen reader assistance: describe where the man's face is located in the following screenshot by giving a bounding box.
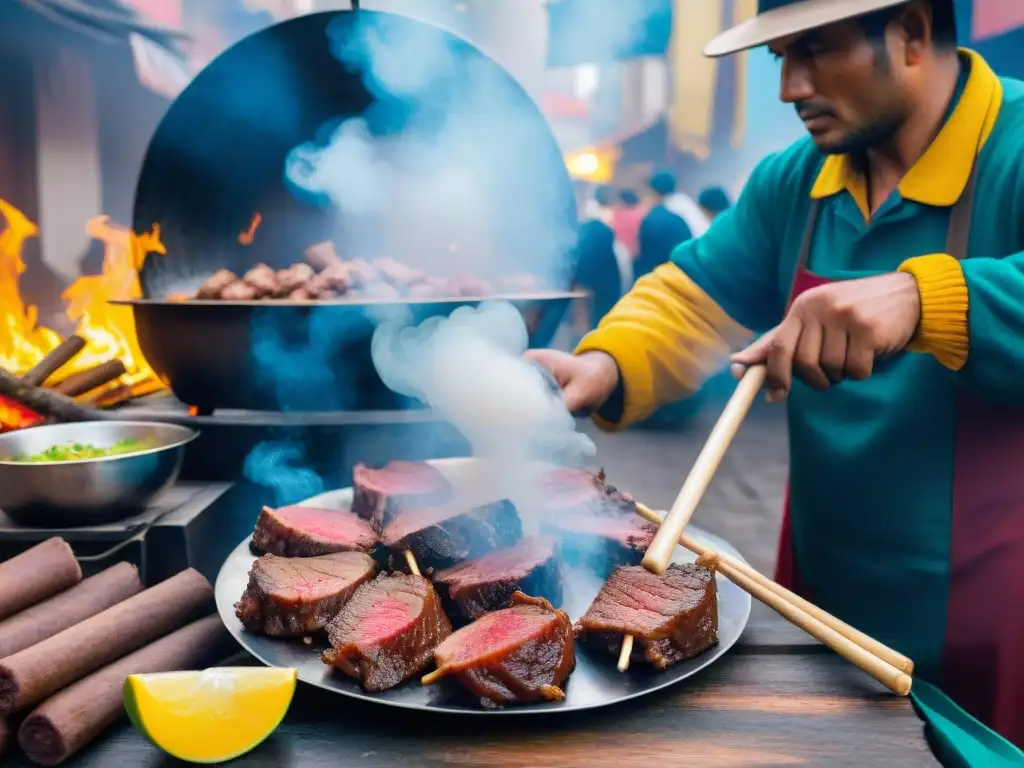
[769,19,913,154]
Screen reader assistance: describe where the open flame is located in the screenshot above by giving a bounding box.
[0,198,167,411]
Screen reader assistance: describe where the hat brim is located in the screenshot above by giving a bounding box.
[704,0,910,58]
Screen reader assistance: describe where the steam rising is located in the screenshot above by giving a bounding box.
[248,10,580,501]
[244,441,325,507]
[372,301,595,522]
[282,11,576,285]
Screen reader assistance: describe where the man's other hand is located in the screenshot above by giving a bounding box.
[730,272,921,402]
[524,349,620,414]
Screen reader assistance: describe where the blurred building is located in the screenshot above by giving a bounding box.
[0,0,188,317]
[542,0,1024,197]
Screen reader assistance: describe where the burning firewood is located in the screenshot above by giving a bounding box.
[53,360,127,398]
[0,366,106,424]
[20,336,86,387]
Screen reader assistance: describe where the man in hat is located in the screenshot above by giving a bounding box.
[528,0,1024,748]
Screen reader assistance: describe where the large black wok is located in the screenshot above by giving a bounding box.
[116,293,580,412]
[128,9,580,412]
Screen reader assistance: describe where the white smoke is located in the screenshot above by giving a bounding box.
[282,10,577,286]
[372,301,595,526]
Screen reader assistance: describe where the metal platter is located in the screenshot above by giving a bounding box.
[215,459,752,715]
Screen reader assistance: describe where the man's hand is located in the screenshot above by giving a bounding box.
[730,272,921,402]
[523,349,620,414]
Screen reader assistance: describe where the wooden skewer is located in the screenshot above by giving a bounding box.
[642,364,767,575]
[404,550,421,577]
[633,503,912,695]
[616,366,767,672]
[616,634,634,672]
[421,667,445,685]
[634,502,915,675]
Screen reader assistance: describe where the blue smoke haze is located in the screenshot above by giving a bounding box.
[250,9,580,500]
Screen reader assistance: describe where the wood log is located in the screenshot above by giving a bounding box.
[21,337,86,387]
[53,360,126,398]
[0,366,104,423]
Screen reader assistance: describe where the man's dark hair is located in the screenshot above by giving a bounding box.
[649,170,677,197]
[594,185,616,207]
[618,189,640,206]
[698,187,731,214]
[857,0,957,53]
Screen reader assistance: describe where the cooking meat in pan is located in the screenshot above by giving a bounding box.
[574,564,719,670]
[382,497,523,573]
[352,460,454,533]
[235,551,377,637]
[191,244,540,303]
[250,505,378,557]
[424,592,575,708]
[322,572,452,692]
[433,537,563,621]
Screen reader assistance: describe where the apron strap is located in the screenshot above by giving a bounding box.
[946,164,979,261]
[786,198,822,303]
[790,158,978,303]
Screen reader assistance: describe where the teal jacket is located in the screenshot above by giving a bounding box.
[577,49,1024,750]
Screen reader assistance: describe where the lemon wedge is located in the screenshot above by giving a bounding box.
[124,667,297,764]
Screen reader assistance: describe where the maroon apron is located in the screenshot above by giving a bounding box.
[774,164,977,591]
[773,167,1024,747]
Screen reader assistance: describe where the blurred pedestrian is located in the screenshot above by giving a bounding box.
[654,170,710,237]
[570,185,624,340]
[610,188,645,259]
[635,172,693,280]
[697,186,732,221]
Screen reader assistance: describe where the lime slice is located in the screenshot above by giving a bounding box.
[124,667,297,764]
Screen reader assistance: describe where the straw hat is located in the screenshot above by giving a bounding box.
[704,0,912,58]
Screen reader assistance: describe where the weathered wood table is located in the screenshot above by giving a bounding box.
[3,606,939,767]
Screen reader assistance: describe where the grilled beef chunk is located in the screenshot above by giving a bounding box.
[433,537,563,621]
[250,505,378,557]
[219,280,258,300]
[430,592,575,708]
[575,564,718,669]
[374,257,425,287]
[538,467,637,518]
[275,263,315,295]
[197,269,238,299]
[322,573,451,691]
[352,461,453,532]
[235,551,376,637]
[541,514,656,577]
[242,264,279,297]
[383,498,523,572]
[305,263,352,298]
[304,240,344,271]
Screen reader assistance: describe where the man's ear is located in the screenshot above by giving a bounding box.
[896,1,932,65]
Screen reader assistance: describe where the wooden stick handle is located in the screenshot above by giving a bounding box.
[421,667,445,685]
[404,550,421,577]
[642,364,767,574]
[616,634,633,672]
[634,503,914,675]
[721,554,909,694]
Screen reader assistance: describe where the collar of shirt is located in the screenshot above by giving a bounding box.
[809,49,1004,220]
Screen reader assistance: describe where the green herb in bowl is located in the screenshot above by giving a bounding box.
[12,437,158,463]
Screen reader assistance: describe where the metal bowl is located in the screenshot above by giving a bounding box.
[0,421,198,528]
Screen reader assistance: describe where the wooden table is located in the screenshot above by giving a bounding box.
[2,608,939,767]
